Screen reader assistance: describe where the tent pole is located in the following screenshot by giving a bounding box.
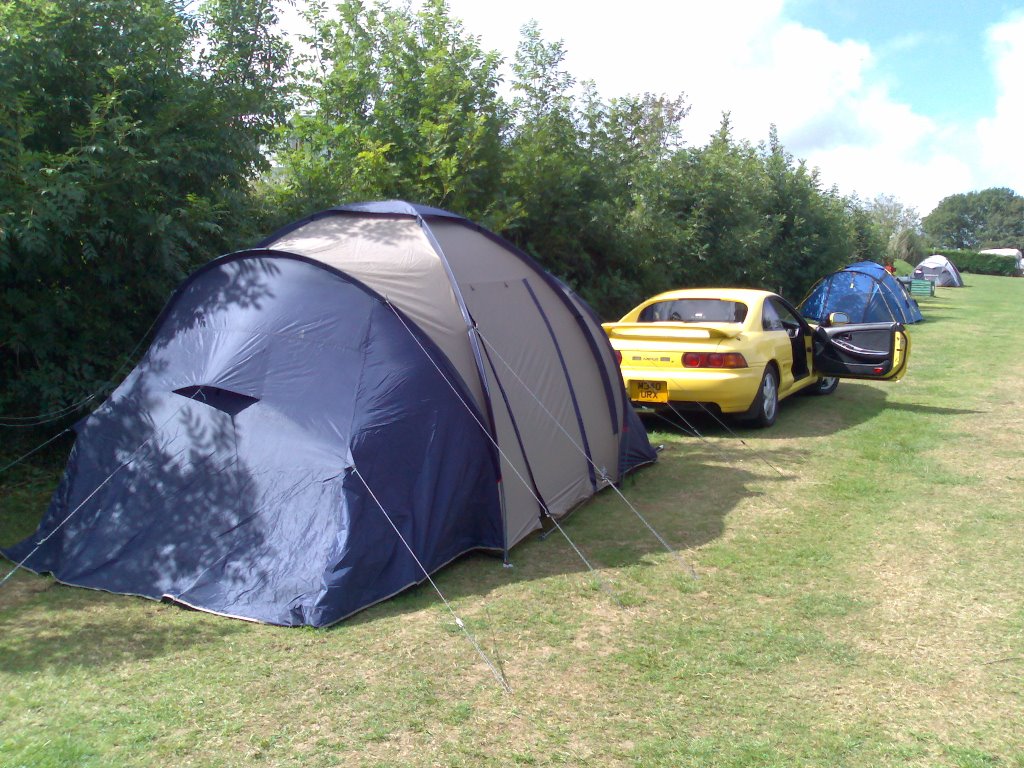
[475,329,698,579]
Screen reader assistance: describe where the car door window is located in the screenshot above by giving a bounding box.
[768,299,802,338]
[765,297,809,381]
[761,300,785,331]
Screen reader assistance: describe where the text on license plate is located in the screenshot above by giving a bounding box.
[631,380,668,403]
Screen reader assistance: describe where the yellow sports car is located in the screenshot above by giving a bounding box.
[603,288,910,427]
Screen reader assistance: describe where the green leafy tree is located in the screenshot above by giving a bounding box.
[662,117,775,289]
[891,227,927,266]
[269,0,506,223]
[500,22,689,315]
[923,187,1024,250]
[758,126,858,299]
[659,120,858,302]
[499,24,590,278]
[859,193,922,263]
[0,0,290,415]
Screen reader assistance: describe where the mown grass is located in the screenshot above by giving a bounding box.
[2,275,1023,767]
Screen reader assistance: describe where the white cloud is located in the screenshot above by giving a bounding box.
[284,0,1018,216]
[444,0,972,213]
[977,12,1024,193]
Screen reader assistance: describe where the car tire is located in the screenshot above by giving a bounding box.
[746,365,779,428]
[809,376,839,396]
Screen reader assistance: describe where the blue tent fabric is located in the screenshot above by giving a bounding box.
[799,261,924,324]
[2,256,505,626]
[3,205,656,626]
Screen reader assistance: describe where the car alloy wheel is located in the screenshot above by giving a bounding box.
[746,366,779,428]
[761,369,778,422]
[815,376,839,396]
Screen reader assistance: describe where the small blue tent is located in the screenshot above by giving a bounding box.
[2,202,656,626]
[799,261,924,325]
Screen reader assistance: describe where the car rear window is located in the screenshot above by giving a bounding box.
[637,299,748,323]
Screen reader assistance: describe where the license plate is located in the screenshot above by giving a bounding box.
[631,380,668,403]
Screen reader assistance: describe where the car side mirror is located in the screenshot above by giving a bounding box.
[826,311,851,327]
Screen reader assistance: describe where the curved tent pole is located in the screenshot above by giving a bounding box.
[261,203,621,439]
[413,217,530,563]
[520,279,597,490]
[382,302,624,599]
[473,328,697,578]
[874,274,909,323]
[459,223,622,438]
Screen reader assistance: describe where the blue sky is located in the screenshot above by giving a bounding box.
[786,0,1008,124]
[434,0,1024,216]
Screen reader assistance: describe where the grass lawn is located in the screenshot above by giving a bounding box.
[2,274,1022,767]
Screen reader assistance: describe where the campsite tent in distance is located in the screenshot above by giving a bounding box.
[1,201,657,627]
[978,248,1024,275]
[799,260,925,325]
[914,254,964,287]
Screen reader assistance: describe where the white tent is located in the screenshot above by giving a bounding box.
[914,255,965,287]
[979,248,1024,275]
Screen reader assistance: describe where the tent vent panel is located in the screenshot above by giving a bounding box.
[173,385,259,416]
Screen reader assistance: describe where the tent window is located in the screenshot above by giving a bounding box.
[173,385,259,416]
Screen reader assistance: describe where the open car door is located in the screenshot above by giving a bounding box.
[811,321,911,381]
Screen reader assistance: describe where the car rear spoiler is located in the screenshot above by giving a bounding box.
[602,322,743,341]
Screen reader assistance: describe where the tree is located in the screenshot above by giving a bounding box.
[662,117,775,289]
[923,187,1024,250]
[0,0,291,415]
[859,193,922,263]
[864,194,921,241]
[268,0,507,224]
[758,126,860,299]
[499,21,690,315]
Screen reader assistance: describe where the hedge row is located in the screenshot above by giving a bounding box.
[929,249,1020,276]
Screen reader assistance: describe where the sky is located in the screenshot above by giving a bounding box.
[428,0,1024,217]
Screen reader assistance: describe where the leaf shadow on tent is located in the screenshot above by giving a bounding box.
[147,257,282,352]
[0,362,272,672]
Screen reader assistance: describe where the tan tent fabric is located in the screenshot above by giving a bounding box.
[262,203,651,553]
[432,221,622,526]
[266,215,486,409]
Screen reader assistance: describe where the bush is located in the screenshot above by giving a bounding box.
[930,249,1019,276]
[893,259,914,276]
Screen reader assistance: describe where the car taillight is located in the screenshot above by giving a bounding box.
[682,352,748,368]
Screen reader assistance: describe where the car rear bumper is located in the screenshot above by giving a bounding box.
[622,364,765,413]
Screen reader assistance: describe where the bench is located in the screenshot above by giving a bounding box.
[909,278,935,297]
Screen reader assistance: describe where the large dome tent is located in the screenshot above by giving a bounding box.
[914,254,965,286]
[799,260,924,325]
[2,201,657,627]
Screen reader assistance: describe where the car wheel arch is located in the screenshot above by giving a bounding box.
[743,361,780,428]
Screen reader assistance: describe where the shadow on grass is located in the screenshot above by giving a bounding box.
[914,298,964,324]
[0,373,989,639]
[633,382,888,441]
[0,439,765,637]
[343,437,806,627]
[0,581,247,674]
[640,380,988,445]
[1,441,751,639]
